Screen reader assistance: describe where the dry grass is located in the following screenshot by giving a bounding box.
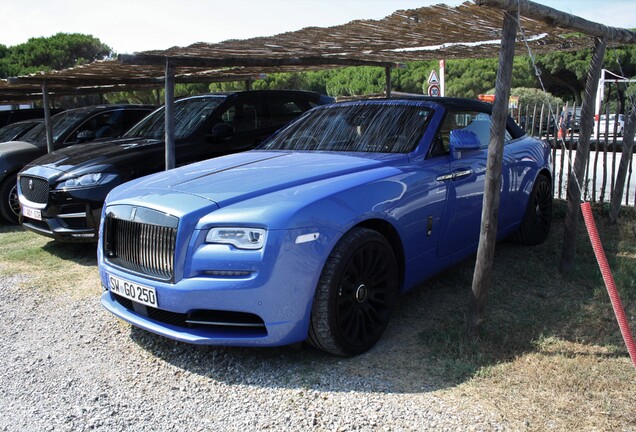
[0,225,99,299]
[413,201,636,431]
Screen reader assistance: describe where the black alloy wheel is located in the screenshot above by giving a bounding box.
[512,173,552,246]
[308,227,399,356]
[0,177,20,224]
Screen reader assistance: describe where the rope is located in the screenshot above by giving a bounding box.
[514,6,584,198]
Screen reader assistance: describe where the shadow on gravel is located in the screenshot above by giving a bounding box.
[126,218,610,395]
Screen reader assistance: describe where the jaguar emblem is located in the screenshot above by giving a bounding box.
[130,207,137,222]
[28,179,33,190]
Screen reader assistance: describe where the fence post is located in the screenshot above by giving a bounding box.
[560,37,607,274]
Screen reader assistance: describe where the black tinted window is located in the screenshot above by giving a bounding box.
[266,98,307,127]
[125,96,225,140]
[21,109,90,145]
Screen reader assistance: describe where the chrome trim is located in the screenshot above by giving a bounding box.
[184,319,265,328]
[436,169,474,182]
[436,173,454,181]
[17,176,49,207]
[104,206,178,282]
[295,232,320,244]
[58,212,87,218]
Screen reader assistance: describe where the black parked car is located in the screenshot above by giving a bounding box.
[0,104,155,223]
[0,119,42,142]
[0,107,64,127]
[18,90,334,242]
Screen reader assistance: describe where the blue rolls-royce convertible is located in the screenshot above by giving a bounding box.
[98,97,553,356]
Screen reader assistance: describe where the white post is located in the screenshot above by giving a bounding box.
[439,59,446,97]
[594,69,605,121]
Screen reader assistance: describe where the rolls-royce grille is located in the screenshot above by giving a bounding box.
[19,176,49,204]
[105,213,177,281]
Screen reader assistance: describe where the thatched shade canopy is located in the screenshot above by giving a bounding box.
[3,1,635,103]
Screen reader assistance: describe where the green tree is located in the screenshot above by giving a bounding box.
[510,87,562,108]
[393,61,438,94]
[0,33,113,78]
[443,57,535,98]
[532,45,636,105]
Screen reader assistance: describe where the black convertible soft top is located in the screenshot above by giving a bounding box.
[383,95,526,140]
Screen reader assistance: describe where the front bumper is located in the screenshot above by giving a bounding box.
[19,182,115,242]
[98,226,337,347]
[21,203,102,242]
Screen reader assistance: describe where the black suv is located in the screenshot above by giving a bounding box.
[18,90,334,242]
[0,104,155,223]
[0,119,42,143]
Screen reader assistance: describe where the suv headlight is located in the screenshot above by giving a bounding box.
[56,173,117,189]
[206,227,267,250]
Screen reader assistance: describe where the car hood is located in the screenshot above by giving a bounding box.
[0,140,42,154]
[23,137,163,175]
[109,151,406,210]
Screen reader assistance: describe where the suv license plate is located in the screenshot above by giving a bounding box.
[22,205,42,221]
[108,274,158,308]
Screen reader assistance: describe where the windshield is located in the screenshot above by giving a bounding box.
[20,109,91,145]
[124,96,225,140]
[260,103,432,153]
[0,122,36,142]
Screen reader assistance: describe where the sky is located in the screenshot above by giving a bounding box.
[1,0,635,54]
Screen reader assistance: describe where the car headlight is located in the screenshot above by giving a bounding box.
[206,227,267,250]
[56,173,117,189]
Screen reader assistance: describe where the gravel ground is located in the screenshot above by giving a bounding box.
[0,269,509,432]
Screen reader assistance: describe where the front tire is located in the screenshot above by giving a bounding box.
[307,227,399,356]
[511,173,552,245]
[0,176,20,224]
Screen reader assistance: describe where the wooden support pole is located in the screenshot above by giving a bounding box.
[164,60,176,170]
[560,37,606,273]
[467,9,517,339]
[41,81,54,153]
[385,66,392,98]
[609,103,636,223]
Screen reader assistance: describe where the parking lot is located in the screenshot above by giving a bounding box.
[553,146,636,206]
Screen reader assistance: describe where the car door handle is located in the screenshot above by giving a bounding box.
[436,169,473,182]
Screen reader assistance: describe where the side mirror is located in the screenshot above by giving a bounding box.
[76,130,96,143]
[449,129,481,159]
[207,123,234,141]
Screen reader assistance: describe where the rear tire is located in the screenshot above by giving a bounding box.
[511,173,552,245]
[307,227,398,356]
[0,176,20,224]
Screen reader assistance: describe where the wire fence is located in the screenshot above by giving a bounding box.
[513,102,635,207]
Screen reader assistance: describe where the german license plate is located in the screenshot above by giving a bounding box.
[22,205,42,221]
[108,274,158,308]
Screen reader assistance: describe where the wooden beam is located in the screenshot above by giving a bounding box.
[475,0,636,44]
[119,54,395,69]
[468,9,518,338]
